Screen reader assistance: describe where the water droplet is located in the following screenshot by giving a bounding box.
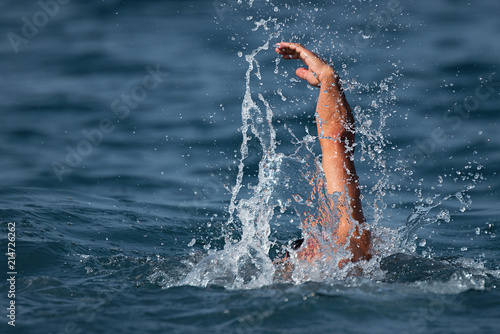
[293,194,303,203]
[437,209,451,223]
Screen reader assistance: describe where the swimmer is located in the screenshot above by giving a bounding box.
[275,42,371,268]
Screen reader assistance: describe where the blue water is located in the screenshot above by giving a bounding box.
[1,0,500,333]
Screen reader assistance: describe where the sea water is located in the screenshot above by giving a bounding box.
[183,0,497,289]
[0,0,499,333]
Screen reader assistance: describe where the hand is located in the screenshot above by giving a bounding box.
[275,42,336,87]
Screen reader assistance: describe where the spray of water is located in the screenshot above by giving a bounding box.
[182,33,281,288]
[180,0,493,290]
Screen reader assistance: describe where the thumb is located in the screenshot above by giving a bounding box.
[296,67,320,87]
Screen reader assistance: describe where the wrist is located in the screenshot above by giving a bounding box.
[319,67,340,89]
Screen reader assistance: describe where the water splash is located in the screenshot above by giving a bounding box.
[183,32,282,289]
[183,13,353,287]
[183,37,366,287]
[180,0,490,291]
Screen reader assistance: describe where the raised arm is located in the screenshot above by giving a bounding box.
[275,42,370,264]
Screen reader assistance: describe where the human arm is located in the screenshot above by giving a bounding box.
[275,42,370,263]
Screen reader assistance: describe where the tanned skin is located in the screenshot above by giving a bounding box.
[275,42,370,267]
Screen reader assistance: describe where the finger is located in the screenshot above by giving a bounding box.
[276,43,324,68]
[275,42,292,49]
[281,43,318,59]
[295,67,309,81]
[275,46,298,56]
[292,45,322,68]
[275,42,300,55]
[296,67,320,87]
[281,54,300,59]
[275,47,294,55]
[275,47,300,59]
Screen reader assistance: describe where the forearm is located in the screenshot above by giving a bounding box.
[315,71,354,142]
[315,70,365,230]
